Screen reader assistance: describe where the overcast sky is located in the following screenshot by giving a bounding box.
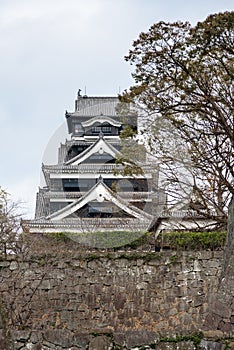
[0,0,233,218]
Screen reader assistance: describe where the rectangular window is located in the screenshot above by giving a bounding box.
[102,126,112,133]
[91,126,112,134]
[92,126,102,133]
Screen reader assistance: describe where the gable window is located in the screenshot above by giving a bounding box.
[91,126,112,134]
[102,126,112,133]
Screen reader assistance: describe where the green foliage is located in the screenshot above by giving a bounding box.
[114,128,147,177]
[121,11,234,224]
[45,232,69,242]
[43,230,226,251]
[114,136,146,177]
[120,125,137,139]
[223,338,234,350]
[46,230,147,249]
[156,231,226,250]
[85,254,107,262]
[169,253,178,263]
[125,231,152,249]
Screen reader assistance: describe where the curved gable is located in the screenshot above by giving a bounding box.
[81,115,121,128]
[65,137,120,166]
[48,179,153,221]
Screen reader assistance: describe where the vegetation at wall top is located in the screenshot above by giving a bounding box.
[156,231,226,251]
[45,230,148,249]
[44,230,226,251]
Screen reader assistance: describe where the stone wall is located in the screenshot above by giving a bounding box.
[0,246,229,350]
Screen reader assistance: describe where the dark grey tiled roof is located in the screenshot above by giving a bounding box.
[74,96,119,117]
[65,95,137,134]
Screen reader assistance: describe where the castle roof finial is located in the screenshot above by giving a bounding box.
[98,175,103,182]
[77,89,82,97]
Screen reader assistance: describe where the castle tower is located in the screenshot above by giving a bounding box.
[22,93,158,234]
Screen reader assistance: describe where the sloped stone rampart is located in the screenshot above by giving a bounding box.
[0,249,229,349]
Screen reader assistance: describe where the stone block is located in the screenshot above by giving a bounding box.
[168,308,178,316]
[193,260,202,272]
[136,282,148,290]
[198,251,213,260]
[38,279,53,290]
[177,301,189,312]
[157,341,196,350]
[200,340,223,350]
[13,341,25,350]
[30,330,43,344]
[113,332,125,347]
[9,261,18,270]
[43,329,73,348]
[203,330,224,339]
[0,261,10,268]
[125,330,157,348]
[211,299,232,318]
[88,335,112,350]
[11,330,31,341]
[148,259,161,266]
[213,252,223,259]
[113,294,126,310]
[193,295,205,307]
[218,320,233,334]
[31,344,43,350]
[203,312,222,330]
[209,260,221,269]
[73,333,92,348]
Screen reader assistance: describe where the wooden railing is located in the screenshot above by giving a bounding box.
[42,163,152,174]
[43,191,154,200]
[22,218,151,231]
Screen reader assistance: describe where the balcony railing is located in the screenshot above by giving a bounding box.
[22,218,151,231]
[43,191,155,200]
[42,163,153,174]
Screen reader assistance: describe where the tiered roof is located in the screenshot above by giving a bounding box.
[48,177,153,222]
[65,135,121,166]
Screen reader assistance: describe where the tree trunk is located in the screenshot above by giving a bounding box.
[0,294,10,350]
[203,196,234,336]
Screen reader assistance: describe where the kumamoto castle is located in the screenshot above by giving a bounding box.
[22,91,216,235]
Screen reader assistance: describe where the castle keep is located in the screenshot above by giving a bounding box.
[23,92,159,234]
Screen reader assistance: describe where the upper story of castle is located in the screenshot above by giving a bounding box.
[65,91,137,139]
